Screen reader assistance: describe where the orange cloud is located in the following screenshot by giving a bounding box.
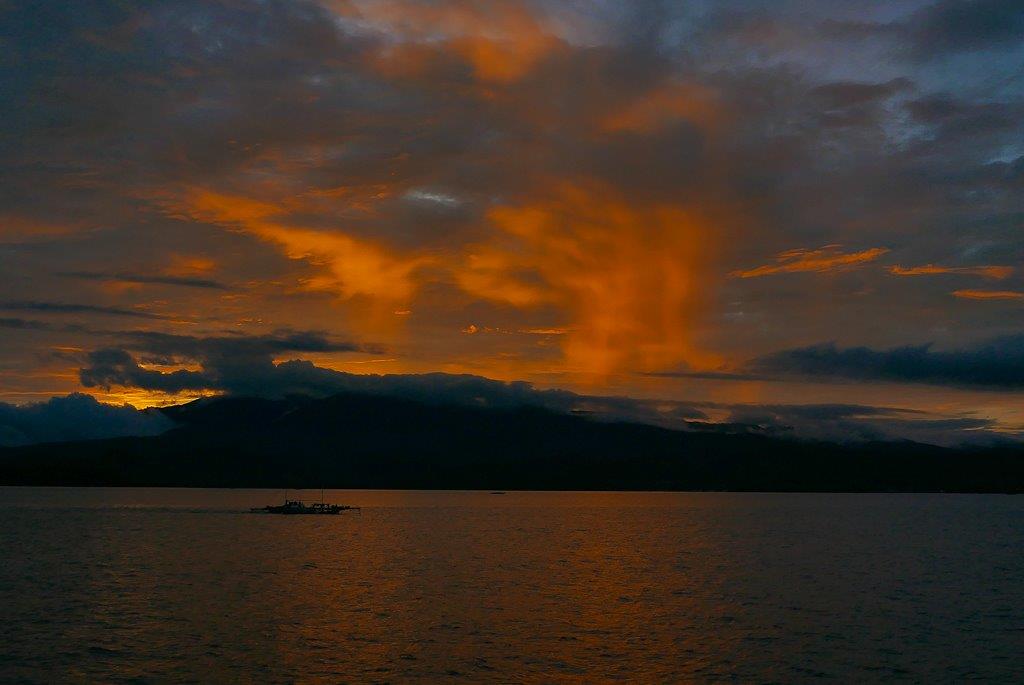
[346,0,560,83]
[254,225,429,302]
[601,84,721,134]
[521,328,567,335]
[731,245,889,278]
[178,189,431,306]
[455,34,558,84]
[0,214,83,241]
[952,289,1024,300]
[890,264,1013,280]
[165,255,217,276]
[458,182,723,376]
[140,17,740,381]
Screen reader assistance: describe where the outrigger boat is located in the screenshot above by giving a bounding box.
[251,490,360,515]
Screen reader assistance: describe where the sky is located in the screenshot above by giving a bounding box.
[1,0,1022,445]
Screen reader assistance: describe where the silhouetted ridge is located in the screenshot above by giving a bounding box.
[159,396,297,430]
[0,392,1021,492]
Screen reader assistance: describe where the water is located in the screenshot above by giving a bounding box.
[1,488,1021,683]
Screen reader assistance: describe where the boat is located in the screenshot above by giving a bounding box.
[251,490,360,515]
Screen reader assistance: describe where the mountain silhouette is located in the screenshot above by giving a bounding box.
[1,392,1021,492]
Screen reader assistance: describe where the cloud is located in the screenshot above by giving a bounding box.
[809,78,913,128]
[0,317,53,330]
[904,95,1021,137]
[726,402,1005,447]
[173,189,435,330]
[357,0,566,84]
[890,264,1013,280]
[164,87,733,374]
[751,335,1024,390]
[80,346,1016,445]
[459,181,724,374]
[4,386,1007,450]
[821,0,1024,62]
[75,328,712,421]
[730,246,889,279]
[0,393,173,447]
[63,354,1024,447]
[70,326,1019,446]
[120,329,369,356]
[80,348,212,394]
[952,289,1024,300]
[0,301,170,320]
[907,0,1024,60]
[79,330,377,396]
[104,0,750,376]
[59,271,229,290]
[809,79,911,109]
[643,369,774,382]
[1,0,1023,411]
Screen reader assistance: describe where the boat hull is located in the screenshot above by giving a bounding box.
[250,501,359,515]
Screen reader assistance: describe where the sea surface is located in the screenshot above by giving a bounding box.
[0,488,1021,683]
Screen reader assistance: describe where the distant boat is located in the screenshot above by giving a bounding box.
[251,490,360,515]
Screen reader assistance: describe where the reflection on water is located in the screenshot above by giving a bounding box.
[1,488,1022,682]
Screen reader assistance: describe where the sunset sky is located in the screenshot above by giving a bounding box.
[1,0,1022,444]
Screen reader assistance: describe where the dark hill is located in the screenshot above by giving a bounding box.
[0,392,1021,492]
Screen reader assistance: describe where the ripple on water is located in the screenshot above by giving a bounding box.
[0,488,1022,682]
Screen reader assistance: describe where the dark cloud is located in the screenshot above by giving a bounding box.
[75,331,710,424]
[819,19,901,43]
[118,330,370,358]
[0,317,52,330]
[0,301,170,319]
[71,330,1019,446]
[59,271,229,290]
[810,78,911,109]
[726,402,1005,447]
[819,1,1024,62]
[906,94,973,123]
[54,359,1024,446]
[80,348,211,394]
[751,335,1024,390]
[0,393,172,446]
[908,0,1024,60]
[644,369,775,382]
[905,95,1021,140]
[79,330,378,396]
[2,387,1010,450]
